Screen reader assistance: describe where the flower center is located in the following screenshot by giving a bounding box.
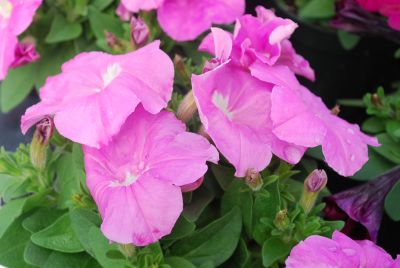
[212,91,234,120]
[109,162,148,187]
[0,0,12,19]
[94,63,122,93]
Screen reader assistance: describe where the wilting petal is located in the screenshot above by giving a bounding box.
[157,0,244,41]
[21,41,174,147]
[84,106,217,245]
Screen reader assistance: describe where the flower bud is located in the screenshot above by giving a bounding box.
[176,90,197,123]
[371,93,382,108]
[300,169,328,214]
[245,169,263,191]
[331,104,340,115]
[131,16,149,48]
[174,54,191,86]
[11,41,40,68]
[30,116,54,170]
[274,209,290,230]
[181,176,204,192]
[105,31,125,52]
[116,2,132,21]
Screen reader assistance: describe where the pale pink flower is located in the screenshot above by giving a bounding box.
[115,2,132,21]
[0,0,42,79]
[199,6,315,80]
[84,105,218,246]
[192,62,305,177]
[21,41,174,148]
[121,0,245,41]
[251,66,379,176]
[10,41,39,68]
[286,231,395,268]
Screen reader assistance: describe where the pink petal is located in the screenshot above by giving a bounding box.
[9,0,42,35]
[357,240,393,268]
[121,0,164,12]
[192,63,273,177]
[157,0,244,41]
[0,28,17,80]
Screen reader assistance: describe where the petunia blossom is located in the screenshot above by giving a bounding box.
[120,0,245,41]
[199,6,315,81]
[21,41,174,148]
[192,62,306,177]
[356,0,400,30]
[84,105,218,246]
[324,167,400,242]
[0,0,42,79]
[286,231,395,267]
[250,64,379,176]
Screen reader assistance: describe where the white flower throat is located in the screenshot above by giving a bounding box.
[212,91,234,120]
[0,0,12,19]
[94,63,122,93]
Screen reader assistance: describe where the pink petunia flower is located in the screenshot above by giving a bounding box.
[21,41,174,148]
[199,6,315,81]
[251,66,379,176]
[115,2,132,21]
[192,62,305,177]
[286,231,395,267]
[83,105,218,246]
[120,0,245,41]
[0,0,42,79]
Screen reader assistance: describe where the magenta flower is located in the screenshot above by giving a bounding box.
[199,6,315,81]
[357,0,400,30]
[84,105,218,246]
[0,0,42,79]
[192,62,305,177]
[324,167,400,242]
[10,41,39,68]
[21,41,174,148]
[286,231,395,267]
[251,68,379,176]
[120,0,245,41]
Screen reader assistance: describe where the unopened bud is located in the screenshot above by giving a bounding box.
[11,41,40,68]
[181,176,204,192]
[371,93,382,108]
[245,169,263,191]
[174,54,191,85]
[105,31,124,52]
[331,104,340,115]
[300,169,328,214]
[274,209,290,230]
[131,16,149,48]
[30,117,54,170]
[176,90,197,123]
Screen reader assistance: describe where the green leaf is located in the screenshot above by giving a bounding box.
[182,180,215,222]
[385,181,400,221]
[24,241,52,267]
[0,216,33,268]
[88,6,124,40]
[211,164,235,191]
[0,193,45,238]
[221,179,253,236]
[221,238,250,268]
[90,0,113,10]
[22,207,66,233]
[373,133,400,164]
[164,257,197,268]
[70,209,130,267]
[43,251,92,268]
[0,174,26,202]
[337,30,360,50]
[31,213,84,253]
[362,117,386,134]
[163,215,196,241]
[394,48,400,59]
[351,149,395,181]
[0,63,37,112]
[386,120,400,140]
[171,207,242,266]
[261,237,291,268]
[298,0,335,19]
[46,13,82,43]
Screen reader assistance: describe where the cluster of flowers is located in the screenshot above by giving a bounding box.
[2,0,382,258]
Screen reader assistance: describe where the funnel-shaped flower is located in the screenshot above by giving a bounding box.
[325,167,400,242]
[0,0,42,79]
[84,105,218,246]
[286,231,395,267]
[250,64,378,176]
[120,0,245,41]
[199,6,314,81]
[192,62,305,177]
[21,41,174,148]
